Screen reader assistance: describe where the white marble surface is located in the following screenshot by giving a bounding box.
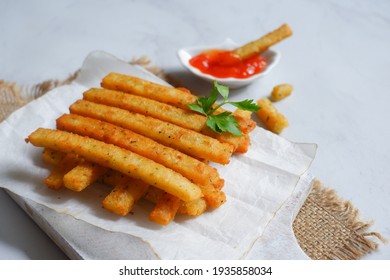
[0,0,389,259]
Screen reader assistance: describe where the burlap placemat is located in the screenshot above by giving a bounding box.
[0,57,385,259]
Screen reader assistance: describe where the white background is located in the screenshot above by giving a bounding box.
[0,0,389,259]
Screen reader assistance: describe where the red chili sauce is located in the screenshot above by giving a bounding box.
[189,49,267,79]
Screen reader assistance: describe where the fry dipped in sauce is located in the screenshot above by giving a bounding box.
[189,49,267,79]
[189,24,292,79]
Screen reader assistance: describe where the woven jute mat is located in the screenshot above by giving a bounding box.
[0,57,385,259]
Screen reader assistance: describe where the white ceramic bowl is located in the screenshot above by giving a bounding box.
[177,38,281,89]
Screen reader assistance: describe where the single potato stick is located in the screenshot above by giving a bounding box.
[199,127,242,151]
[149,192,181,225]
[83,88,243,150]
[232,24,293,60]
[234,134,251,154]
[270,83,293,102]
[56,114,223,189]
[101,72,198,110]
[144,183,224,211]
[102,177,149,216]
[256,98,289,134]
[100,169,125,186]
[201,185,226,208]
[42,148,66,166]
[231,108,254,153]
[233,109,256,134]
[43,153,81,190]
[69,100,234,164]
[143,186,207,216]
[178,198,207,216]
[143,186,164,204]
[83,88,206,131]
[63,161,108,192]
[27,128,202,202]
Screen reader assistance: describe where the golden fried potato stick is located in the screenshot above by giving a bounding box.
[270,83,293,102]
[83,88,206,131]
[42,148,66,166]
[100,169,126,187]
[56,114,223,189]
[143,186,164,204]
[149,192,181,225]
[102,177,149,216]
[101,73,198,110]
[201,185,226,208]
[144,182,223,211]
[256,98,289,134]
[232,24,293,60]
[63,161,108,192]
[69,100,234,164]
[234,134,251,154]
[178,198,207,216]
[27,128,202,202]
[232,109,256,134]
[43,153,81,190]
[143,185,207,216]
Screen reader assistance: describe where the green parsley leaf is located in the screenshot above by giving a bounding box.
[186,80,260,136]
[214,80,229,100]
[186,103,206,115]
[213,113,243,136]
[229,99,260,112]
[200,87,218,113]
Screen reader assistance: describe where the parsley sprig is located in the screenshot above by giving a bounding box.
[187,81,260,136]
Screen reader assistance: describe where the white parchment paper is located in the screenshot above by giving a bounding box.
[0,51,317,259]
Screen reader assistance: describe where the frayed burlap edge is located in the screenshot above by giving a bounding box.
[1,58,385,259]
[0,72,78,122]
[293,179,386,259]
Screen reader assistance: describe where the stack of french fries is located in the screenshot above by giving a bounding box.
[26,73,256,225]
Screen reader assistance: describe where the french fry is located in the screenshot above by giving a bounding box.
[256,98,289,134]
[200,185,226,208]
[232,109,256,134]
[232,24,293,60]
[63,161,108,192]
[102,177,149,216]
[143,186,164,204]
[143,186,207,217]
[56,114,223,189]
[100,169,125,186]
[69,100,234,164]
[27,128,202,202]
[43,153,81,190]
[234,134,251,154]
[42,148,66,166]
[178,198,207,216]
[101,73,198,110]
[149,192,181,225]
[270,83,293,102]
[83,88,206,131]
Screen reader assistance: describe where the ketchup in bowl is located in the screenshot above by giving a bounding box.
[189,49,267,79]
